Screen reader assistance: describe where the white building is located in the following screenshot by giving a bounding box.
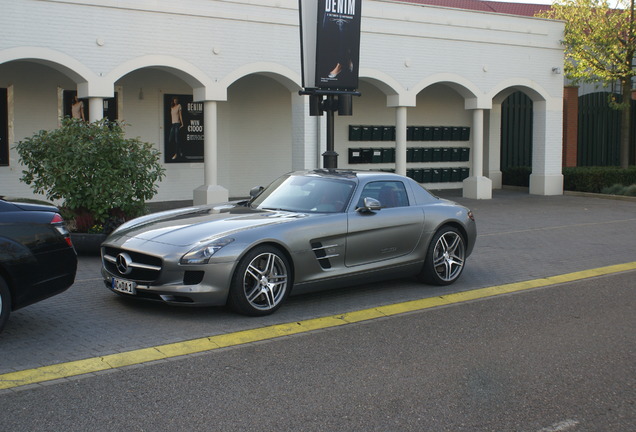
[0,0,565,205]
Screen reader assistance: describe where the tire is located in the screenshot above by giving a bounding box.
[420,226,466,285]
[0,277,11,333]
[228,246,291,316]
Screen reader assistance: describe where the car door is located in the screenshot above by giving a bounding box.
[345,180,424,267]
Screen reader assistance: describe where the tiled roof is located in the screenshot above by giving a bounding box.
[395,0,552,17]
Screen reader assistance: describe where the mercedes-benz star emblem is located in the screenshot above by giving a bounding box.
[116,253,133,275]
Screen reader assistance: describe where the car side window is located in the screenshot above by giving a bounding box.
[357,181,409,209]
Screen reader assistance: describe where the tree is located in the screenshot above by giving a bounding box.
[16,118,166,233]
[538,0,636,168]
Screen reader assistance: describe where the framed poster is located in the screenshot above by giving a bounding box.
[62,90,118,122]
[164,94,204,163]
[63,90,87,121]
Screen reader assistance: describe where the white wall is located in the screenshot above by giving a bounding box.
[0,0,566,202]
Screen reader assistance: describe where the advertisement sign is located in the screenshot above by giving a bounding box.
[62,90,118,122]
[164,94,204,163]
[300,0,362,90]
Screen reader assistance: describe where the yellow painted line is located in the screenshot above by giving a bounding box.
[1,261,635,391]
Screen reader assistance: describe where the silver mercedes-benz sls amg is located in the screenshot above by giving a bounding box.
[101,170,476,316]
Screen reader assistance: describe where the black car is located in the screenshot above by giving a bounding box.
[0,198,77,332]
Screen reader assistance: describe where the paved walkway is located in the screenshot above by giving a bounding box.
[1,189,635,375]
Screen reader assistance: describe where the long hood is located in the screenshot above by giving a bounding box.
[107,203,306,248]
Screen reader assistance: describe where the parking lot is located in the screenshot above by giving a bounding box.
[1,189,635,377]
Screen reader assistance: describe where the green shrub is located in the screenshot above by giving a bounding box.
[16,118,165,232]
[563,166,636,193]
[601,183,636,196]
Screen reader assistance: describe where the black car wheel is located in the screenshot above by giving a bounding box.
[228,246,291,316]
[0,277,11,333]
[420,226,466,285]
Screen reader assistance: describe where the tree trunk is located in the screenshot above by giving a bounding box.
[620,78,631,169]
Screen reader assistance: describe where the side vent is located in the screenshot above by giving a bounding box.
[311,241,339,270]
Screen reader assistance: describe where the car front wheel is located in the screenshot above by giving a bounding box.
[0,277,11,333]
[420,226,466,285]
[228,246,291,316]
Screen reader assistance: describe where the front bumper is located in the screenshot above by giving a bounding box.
[101,245,235,306]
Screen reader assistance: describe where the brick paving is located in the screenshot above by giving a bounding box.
[1,189,635,374]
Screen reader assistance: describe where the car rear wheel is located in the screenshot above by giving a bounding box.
[0,277,11,333]
[420,226,466,285]
[228,246,291,316]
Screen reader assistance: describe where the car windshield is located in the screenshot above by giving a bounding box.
[251,175,356,213]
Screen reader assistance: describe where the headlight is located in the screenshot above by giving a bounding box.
[180,238,234,264]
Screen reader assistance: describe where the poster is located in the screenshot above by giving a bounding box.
[62,90,118,122]
[316,0,362,90]
[63,90,88,121]
[164,94,204,163]
[300,0,362,90]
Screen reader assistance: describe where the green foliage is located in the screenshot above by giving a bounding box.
[538,0,636,168]
[601,183,636,196]
[15,118,165,229]
[538,0,636,86]
[563,166,636,192]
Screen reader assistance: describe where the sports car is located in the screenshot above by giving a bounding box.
[101,170,476,316]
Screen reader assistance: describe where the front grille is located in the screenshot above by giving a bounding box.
[102,246,163,283]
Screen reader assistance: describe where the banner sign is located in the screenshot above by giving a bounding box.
[164,94,204,163]
[299,0,362,90]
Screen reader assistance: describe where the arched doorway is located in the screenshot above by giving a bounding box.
[501,91,533,187]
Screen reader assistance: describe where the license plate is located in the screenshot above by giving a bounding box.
[112,277,136,294]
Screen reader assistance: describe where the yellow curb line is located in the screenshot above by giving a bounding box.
[1,261,635,391]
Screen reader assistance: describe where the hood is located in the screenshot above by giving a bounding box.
[108,203,306,247]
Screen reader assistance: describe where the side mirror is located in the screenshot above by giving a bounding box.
[249,186,264,199]
[357,197,381,213]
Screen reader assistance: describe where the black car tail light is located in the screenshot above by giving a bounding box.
[51,213,73,248]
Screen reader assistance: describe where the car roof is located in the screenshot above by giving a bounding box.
[292,169,410,182]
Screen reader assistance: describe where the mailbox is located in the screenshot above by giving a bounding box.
[349,126,362,141]
[412,147,423,162]
[382,126,395,141]
[348,148,362,164]
[432,147,442,162]
[450,148,461,161]
[360,148,373,163]
[460,147,470,162]
[361,126,373,141]
[372,126,383,141]
[441,147,451,162]
[421,147,432,162]
[382,147,395,163]
[422,127,433,141]
[411,126,424,141]
[421,168,433,183]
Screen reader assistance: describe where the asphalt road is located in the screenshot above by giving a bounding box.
[0,190,635,431]
[0,271,634,431]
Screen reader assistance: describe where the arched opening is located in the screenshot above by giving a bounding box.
[501,91,533,187]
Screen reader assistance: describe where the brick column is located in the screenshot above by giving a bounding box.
[562,86,578,167]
